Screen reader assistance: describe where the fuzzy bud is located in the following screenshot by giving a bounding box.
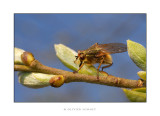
[49,75,65,88]
[137,71,146,80]
[18,72,63,88]
[21,52,35,66]
[14,48,25,64]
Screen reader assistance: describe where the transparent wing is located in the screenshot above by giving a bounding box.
[97,43,127,54]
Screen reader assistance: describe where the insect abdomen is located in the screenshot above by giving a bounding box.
[103,54,112,64]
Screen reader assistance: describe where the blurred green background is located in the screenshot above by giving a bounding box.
[14,14,146,102]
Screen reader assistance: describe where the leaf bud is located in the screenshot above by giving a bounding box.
[21,52,35,66]
[14,48,25,64]
[49,75,65,88]
[18,72,63,88]
[137,71,146,80]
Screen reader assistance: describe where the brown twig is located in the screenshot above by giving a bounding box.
[14,59,145,88]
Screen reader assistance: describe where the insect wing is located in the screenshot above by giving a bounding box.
[97,43,127,54]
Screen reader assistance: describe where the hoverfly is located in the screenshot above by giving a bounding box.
[74,43,127,79]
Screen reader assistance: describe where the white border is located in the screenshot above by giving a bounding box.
[1,0,160,116]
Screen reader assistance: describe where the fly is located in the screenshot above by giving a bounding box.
[74,43,127,79]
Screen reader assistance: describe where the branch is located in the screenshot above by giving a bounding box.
[14,52,145,88]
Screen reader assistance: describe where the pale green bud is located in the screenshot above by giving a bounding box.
[14,48,25,64]
[18,72,63,88]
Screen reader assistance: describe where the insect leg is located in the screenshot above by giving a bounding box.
[73,61,85,74]
[102,62,113,71]
[97,56,105,80]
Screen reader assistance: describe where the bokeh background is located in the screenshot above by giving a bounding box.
[14,14,146,102]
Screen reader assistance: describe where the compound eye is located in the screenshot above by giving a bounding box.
[80,55,85,60]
